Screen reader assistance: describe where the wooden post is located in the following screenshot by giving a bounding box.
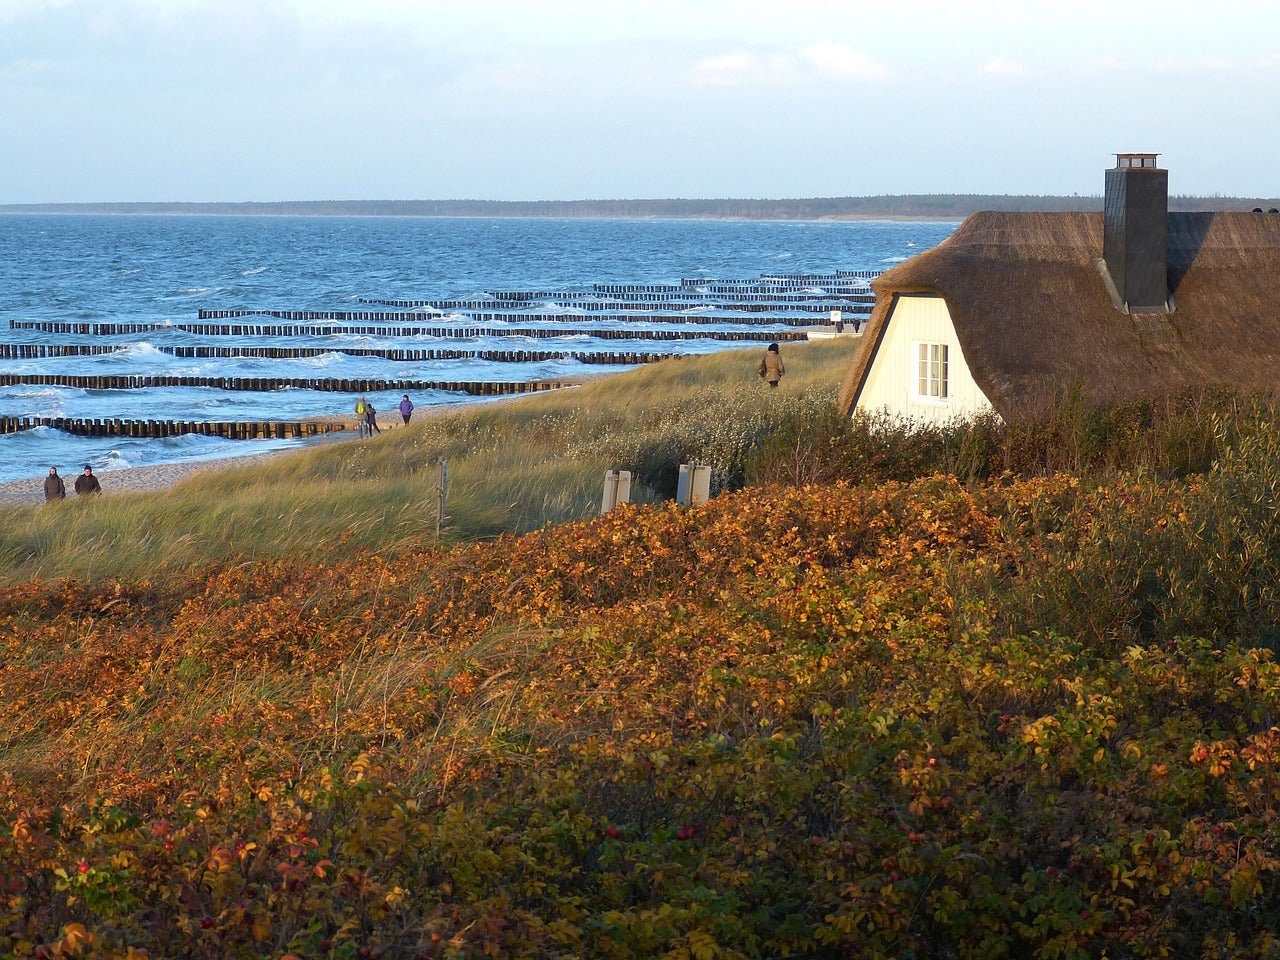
[436,460,448,539]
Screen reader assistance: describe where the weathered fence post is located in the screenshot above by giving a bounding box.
[601,469,632,514]
[676,463,711,506]
[436,460,448,539]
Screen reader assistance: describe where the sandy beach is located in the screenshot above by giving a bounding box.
[0,413,372,506]
[0,451,301,505]
[0,378,607,506]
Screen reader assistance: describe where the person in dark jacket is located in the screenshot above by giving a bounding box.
[44,466,65,502]
[365,400,381,435]
[74,465,102,496]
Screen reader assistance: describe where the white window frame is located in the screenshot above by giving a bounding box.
[915,341,949,403]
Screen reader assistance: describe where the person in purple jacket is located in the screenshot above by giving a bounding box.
[399,394,414,425]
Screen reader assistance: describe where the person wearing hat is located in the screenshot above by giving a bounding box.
[44,466,66,502]
[74,464,102,496]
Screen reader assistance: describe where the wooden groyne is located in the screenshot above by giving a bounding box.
[358,270,882,311]
[12,319,810,341]
[0,373,575,397]
[0,344,672,364]
[0,415,350,440]
[356,298,873,313]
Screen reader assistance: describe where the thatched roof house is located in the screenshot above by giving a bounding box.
[838,157,1280,422]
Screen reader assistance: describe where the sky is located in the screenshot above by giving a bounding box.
[1,0,1278,203]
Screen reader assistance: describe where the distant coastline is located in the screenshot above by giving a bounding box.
[3,195,1278,220]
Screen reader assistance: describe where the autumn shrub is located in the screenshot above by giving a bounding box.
[8,473,1280,957]
[943,402,1280,659]
[791,386,1265,496]
[994,384,1251,481]
[1147,417,1280,649]
[743,407,1005,490]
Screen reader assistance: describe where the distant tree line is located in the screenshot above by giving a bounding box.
[2,195,1276,219]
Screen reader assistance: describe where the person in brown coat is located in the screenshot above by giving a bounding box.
[758,342,785,388]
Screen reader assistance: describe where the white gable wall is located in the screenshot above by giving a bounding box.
[855,293,994,424]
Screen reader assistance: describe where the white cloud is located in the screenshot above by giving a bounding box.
[694,43,889,86]
[981,56,1032,77]
[799,41,891,81]
[693,52,756,85]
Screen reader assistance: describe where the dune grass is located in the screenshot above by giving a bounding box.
[0,340,858,585]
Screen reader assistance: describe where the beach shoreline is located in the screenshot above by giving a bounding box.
[0,413,371,506]
[0,442,337,505]
[0,377,614,506]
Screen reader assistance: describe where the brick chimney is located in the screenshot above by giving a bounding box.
[1102,153,1169,312]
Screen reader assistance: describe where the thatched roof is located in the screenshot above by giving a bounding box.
[838,211,1280,417]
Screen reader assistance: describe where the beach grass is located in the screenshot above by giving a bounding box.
[0,339,858,585]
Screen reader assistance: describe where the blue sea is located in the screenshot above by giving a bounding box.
[0,215,957,484]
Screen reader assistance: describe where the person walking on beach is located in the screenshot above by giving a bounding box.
[355,395,368,438]
[758,342,785,389]
[399,394,414,425]
[44,466,65,502]
[74,465,101,496]
[365,400,381,435]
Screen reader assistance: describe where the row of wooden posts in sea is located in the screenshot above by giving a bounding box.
[10,318,812,341]
[363,270,882,309]
[0,344,678,364]
[196,309,827,324]
[0,373,575,397]
[0,415,354,441]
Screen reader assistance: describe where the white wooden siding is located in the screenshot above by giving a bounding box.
[855,294,994,423]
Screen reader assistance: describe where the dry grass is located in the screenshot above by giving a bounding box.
[0,340,859,584]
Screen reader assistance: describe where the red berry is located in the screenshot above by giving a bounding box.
[77,861,90,875]
[604,826,621,839]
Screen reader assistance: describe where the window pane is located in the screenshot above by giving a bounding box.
[915,342,952,399]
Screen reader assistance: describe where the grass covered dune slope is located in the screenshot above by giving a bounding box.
[0,342,856,586]
[6,344,1280,958]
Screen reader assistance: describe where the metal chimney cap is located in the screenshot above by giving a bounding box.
[1114,153,1162,170]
